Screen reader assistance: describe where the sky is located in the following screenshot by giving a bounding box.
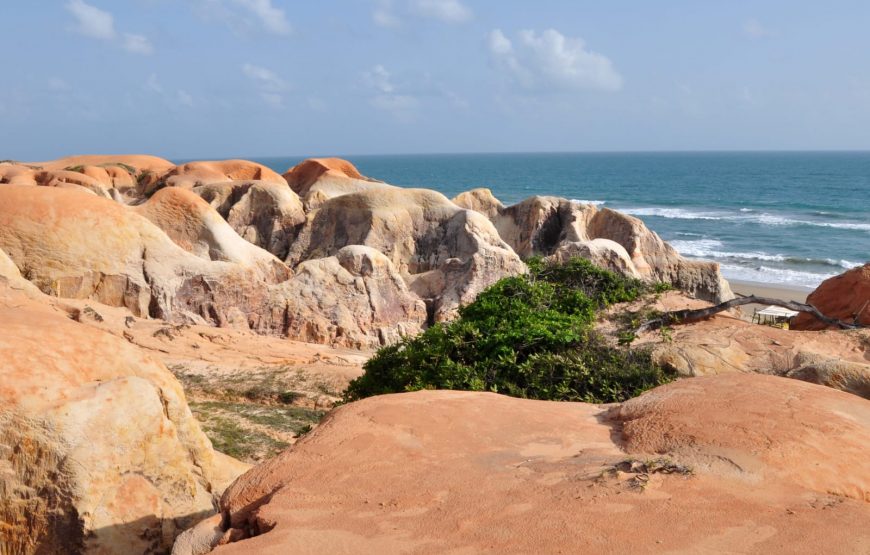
[2,0,870,160]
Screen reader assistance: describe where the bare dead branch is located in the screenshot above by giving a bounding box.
[636,295,862,334]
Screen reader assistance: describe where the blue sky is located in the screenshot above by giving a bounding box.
[3,0,870,159]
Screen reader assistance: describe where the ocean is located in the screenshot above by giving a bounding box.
[245,152,869,289]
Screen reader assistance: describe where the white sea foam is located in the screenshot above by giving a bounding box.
[571,199,606,206]
[718,263,831,289]
[620,207,722,220]
[669,240,863,270]
[620,205,870,231]
[668,239,724,257]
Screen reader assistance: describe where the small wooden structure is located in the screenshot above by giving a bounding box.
[752,305,799,329]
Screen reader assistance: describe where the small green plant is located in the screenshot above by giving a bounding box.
[345,258,675,404]
[64,165,85,173]
[659,326,674,343]
[617,331,638,346]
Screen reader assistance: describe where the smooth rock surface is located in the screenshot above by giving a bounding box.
[793,263,870,330]
[192,375,870,554]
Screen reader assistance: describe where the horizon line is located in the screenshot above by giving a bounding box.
[170,148,870,163]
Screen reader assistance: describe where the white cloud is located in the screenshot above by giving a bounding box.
[242,63,289,109]
[242,63,287,90]
[194,0,291,35]
[411,0,471,23]
[66,1,153,54]
[488,28,623,92]
[488,29,512,55]
[123,33,154,55]
[743,18,775,39]
[232,0,292,35]
[66,0,116,39]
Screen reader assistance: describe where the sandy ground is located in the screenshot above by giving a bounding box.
[729,279,812,318]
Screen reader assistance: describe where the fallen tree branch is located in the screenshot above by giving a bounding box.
[636,295,862,334]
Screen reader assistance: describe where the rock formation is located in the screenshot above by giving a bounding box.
[158,160,286,193]
[454,190,734,303]
[1,155,175,202]
[793,263,870,330]
[178,374,870,554]
[0,185,427,348]
[282,158,389,207]
[193,181,306,260]
[286,187,526,321]
[2,155,737,345]
[0,283,237,554]
[133,186,291,281]
[0,185,273,324]
[283,246,426,346]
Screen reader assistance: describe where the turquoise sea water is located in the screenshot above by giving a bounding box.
[244,152,869,289]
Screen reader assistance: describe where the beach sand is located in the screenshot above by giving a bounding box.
[729,279,813,318]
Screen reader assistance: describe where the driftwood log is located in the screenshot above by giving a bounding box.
[636,295,864,334]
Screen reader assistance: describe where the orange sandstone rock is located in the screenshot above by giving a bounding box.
[793,263,870,330]
[181,375,870,554]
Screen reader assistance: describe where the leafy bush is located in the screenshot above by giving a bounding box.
[345,258,674,403]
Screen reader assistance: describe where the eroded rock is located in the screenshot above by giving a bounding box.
[0,285,234,554]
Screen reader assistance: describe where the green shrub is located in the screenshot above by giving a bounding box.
[345,258,674,404]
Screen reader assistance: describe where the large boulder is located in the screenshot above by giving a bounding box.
[0,284,236,554]
[286,187,526,321]
[181,374,870,554]
[193,181,306,260]
[793,263,870,330]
